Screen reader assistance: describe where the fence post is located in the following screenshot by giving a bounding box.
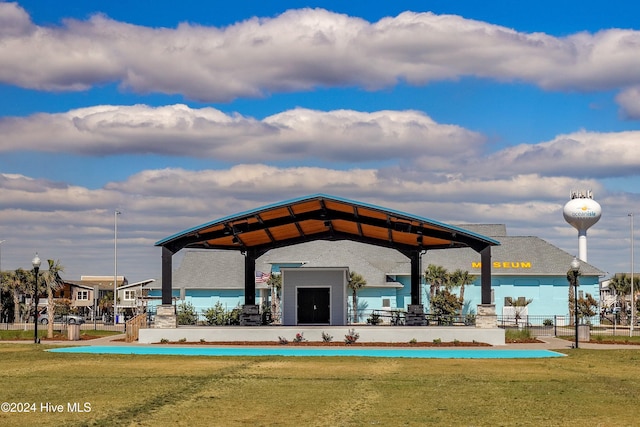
[554,315,557,337]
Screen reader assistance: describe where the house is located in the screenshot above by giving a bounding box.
[58,276,153,321]
[146,224,605,321]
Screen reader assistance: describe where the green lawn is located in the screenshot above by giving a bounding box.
[1,344,640,426]
[0,329,121,341]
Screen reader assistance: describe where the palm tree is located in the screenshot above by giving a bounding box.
[6,269,29,323]
[99,291,115,321]
[0,270,9,322]
[608,273,639,325]
[424,264,448,304]
[449,269,475,316]
[41,259,65,338]
[348,271,367,323]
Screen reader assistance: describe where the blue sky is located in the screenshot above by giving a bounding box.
[0,0,638,282]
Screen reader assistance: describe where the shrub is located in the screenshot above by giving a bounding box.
[409,338,417,344]
[177,302,198,325]
[293,332,306,343]
[227,306,242,325]
[178,337,187,343]
[160,338,169,344]
[278,336,289,345]
[433,338,442,344]
[203,302,227,326]
[321,331,333,343]
[344,328,360,345]
[367,313,382,325]
[543,318,554,327]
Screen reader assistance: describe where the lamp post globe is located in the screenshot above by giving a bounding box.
[32,253,41,344]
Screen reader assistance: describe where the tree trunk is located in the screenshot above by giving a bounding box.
[47,288,55,338]
[12,291,21,323]
[352,290,357,323]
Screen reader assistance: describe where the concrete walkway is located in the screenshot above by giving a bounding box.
[5,334,640,350]
[506,336,640,350]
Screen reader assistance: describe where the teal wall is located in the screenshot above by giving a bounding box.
[147,273,601,320]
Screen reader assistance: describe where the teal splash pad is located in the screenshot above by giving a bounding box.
[48,346,564,359]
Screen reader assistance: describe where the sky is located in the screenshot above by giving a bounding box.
[0,0,639,283]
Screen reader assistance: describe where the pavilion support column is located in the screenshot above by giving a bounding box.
[155,246,177,329]
[241,251,261,326]
[406,250,426,326]
[476,245,497,328]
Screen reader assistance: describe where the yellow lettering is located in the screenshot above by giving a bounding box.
[478,261,532,269]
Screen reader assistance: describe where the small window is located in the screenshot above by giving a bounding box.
[382,298,391,308]
[77,290,89,301]
[124,290,136,301]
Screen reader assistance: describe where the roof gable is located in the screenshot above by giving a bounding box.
[155,194,499,256]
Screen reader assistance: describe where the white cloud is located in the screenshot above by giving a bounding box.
[616,86,640,119]
[2,6,640,99]
[0,104,484,164]
[0,165,634,282]
[2,104,639,181]
[474,130,640,179]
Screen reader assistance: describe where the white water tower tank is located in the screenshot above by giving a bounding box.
[563,190,602,262]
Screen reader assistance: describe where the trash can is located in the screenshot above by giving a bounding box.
[578,324,590,342]
[68,324,80,341]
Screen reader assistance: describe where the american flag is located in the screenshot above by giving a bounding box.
[255,271,271,283]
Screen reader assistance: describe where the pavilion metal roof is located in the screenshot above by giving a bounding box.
[155,194,500,255]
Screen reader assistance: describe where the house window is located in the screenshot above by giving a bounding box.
[382,298,391,308]
[124,290,136,301]
[77,290,89,301]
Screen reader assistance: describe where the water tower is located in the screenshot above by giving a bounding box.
[563,190,602,262]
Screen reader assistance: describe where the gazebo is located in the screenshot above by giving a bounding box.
[150,194,500,337]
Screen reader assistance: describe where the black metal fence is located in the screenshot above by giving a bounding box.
[497,314,640,337]
[0,321,125,333]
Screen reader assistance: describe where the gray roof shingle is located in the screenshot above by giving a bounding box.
[148,225,605,289]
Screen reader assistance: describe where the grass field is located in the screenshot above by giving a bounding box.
[0,330,121,341]
[1,344,640,426]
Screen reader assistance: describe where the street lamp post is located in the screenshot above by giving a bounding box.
[630,213,635,337]
[114,210,121,326]
[570,257,581,349]
[32,253,41,344]
[0,240,5,297]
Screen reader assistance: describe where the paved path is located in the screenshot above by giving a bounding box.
[5,334,640,350]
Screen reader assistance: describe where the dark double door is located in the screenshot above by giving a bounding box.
[297,287,330,324]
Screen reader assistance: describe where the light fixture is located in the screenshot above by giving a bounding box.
[114,210,121,326]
